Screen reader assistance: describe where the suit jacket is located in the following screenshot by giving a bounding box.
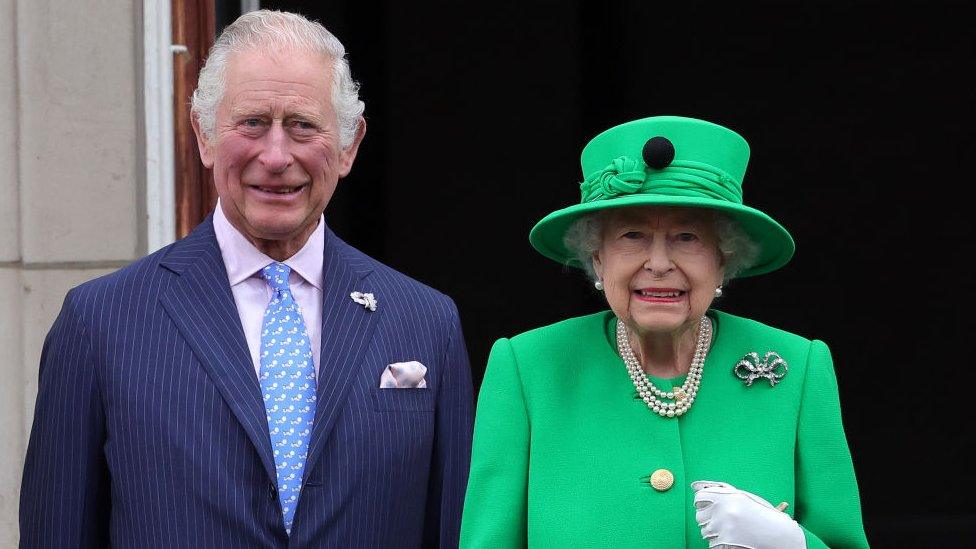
[20,217,474,548]
[460,310,868,548]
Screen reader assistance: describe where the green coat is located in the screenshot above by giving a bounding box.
[460,310,868,548]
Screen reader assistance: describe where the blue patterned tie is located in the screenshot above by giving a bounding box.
[259,262,316,534]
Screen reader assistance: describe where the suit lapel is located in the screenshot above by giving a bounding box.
[304,227,378,478]
[158,218,277,483]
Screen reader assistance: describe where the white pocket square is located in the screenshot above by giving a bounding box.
[379,361,427,389]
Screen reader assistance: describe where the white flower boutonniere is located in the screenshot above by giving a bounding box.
[350,291,378,311]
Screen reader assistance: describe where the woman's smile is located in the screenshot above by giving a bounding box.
[632,287,686,303]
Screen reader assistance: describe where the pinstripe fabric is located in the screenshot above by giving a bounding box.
[20,217,474,548]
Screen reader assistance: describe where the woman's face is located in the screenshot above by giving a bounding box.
[592,206,725,337]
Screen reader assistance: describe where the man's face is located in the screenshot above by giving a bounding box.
[194,47,363,252]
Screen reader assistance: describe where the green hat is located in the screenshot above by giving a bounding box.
[529,116,795,277]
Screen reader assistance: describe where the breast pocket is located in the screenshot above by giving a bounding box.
[371,386,435,412]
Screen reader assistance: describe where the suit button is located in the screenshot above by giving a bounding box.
[650,469,674,491]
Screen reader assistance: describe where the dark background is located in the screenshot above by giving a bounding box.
[225,1,974,545]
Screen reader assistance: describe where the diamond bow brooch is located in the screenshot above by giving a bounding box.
[733,351,788,387]
[350,291,378,311]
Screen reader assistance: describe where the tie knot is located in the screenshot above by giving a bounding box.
[261,262,292,292]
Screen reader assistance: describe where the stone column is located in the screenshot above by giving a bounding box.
[0,0,142,543]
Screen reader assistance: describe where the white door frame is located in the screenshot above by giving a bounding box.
[143,0,177,253]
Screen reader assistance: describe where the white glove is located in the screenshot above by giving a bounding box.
[692,480,806,549]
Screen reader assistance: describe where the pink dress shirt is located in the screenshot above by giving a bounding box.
[213,201,323,378]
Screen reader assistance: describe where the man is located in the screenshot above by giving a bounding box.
[20,10,473,548]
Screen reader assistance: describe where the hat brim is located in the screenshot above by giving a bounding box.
[529,194,795,278]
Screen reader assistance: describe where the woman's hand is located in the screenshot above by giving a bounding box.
[692,480,806,549]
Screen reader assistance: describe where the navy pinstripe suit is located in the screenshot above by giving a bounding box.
[20,217,474,548]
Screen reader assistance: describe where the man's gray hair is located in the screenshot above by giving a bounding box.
[563,209,760,284]
[191,10,365,149]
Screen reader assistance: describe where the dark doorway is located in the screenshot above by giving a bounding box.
[218,1,975,545]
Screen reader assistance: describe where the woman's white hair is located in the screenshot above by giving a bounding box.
[190,10,365,149]
[563,208,760,284]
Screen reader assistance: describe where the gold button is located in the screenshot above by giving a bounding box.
[650,469,674,491]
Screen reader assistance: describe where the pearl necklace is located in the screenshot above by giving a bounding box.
[616,316,712,418]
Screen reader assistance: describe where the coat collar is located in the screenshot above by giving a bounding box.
[304,224,380,481]
[159,217,279,481]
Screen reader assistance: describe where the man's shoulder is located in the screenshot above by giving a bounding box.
[333,236,457,313]
[65,240,182,303]
[69,215,227,303]
[325,235,458,324]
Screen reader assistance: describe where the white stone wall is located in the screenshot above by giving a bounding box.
[0,0,141,543]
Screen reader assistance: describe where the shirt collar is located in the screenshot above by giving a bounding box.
[213,199,324,290]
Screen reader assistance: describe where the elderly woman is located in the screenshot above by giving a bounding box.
[460,116,868,548]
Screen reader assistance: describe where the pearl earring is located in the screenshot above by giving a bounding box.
[595,280,604,291]
[714,286,723,298]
